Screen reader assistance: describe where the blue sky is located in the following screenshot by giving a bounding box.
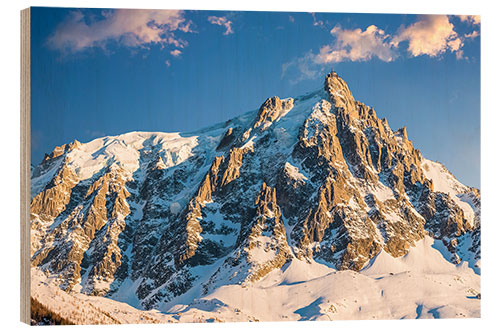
[30,8,480,187]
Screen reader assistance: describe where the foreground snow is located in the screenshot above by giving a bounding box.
[32,236,480,324]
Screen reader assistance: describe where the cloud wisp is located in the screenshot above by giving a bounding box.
[47,9,193,55]
[283,15,480,83]
[207,16,234,35]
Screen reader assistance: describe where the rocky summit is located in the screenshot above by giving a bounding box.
[30,71,480,316]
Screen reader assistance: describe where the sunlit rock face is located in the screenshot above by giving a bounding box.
[31,71,480,309]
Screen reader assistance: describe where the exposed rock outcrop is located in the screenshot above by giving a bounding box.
[254,96,294,129]
[41,140,81,163]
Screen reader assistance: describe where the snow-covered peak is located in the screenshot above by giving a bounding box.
[65,132,199,180]
[422,158,471,194]
[422,158,479,226]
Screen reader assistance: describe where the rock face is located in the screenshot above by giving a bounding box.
[31,71,480,309]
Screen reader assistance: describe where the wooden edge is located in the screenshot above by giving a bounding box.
[20,7,31,325]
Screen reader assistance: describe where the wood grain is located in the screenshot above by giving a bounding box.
[20,7,31,325]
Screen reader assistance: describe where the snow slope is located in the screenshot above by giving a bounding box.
[195,236,479,321]
[32,236,479,323]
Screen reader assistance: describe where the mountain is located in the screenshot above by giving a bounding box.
[30,71,480,322]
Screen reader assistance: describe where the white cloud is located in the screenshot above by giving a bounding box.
[314,25,396,64]
[391,15,462,57]
[47,9,193,53]
[282,24,396,83]
[457,15,481,25]
[164,59,171,67]
[207,16,233,35]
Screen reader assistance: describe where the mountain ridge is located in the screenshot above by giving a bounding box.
[30,71,480,318]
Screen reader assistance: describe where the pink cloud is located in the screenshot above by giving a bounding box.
[170,49,182,57]
[47,9,193,53]
[457,15,481,25]
[283,15,479,83]
[207,16,233,35]
[465,31,480,39]
[391,15,462,58]
[314,24,396,64]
